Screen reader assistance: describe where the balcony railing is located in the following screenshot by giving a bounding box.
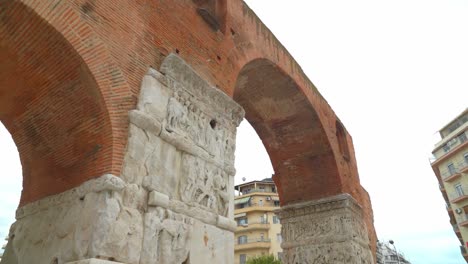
[449,188,468,203]
[236,237,271,245]
[237,221,269,227]
[459,160,468,173]
[458,213,468,227]
[442,168,461,181]
[235,202,280,210]
[238,189,277,196]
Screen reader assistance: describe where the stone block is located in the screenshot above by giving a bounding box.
[148,190,170,208]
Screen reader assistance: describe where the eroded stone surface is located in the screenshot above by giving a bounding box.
[66,259,125,264]
[1,54,243,264]
[277,194,374,264]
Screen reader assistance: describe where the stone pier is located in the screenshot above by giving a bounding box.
[277,194,374,264]
[1,54,244,264]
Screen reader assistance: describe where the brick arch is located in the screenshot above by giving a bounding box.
[0,1,120,206]
[234,58,343,205]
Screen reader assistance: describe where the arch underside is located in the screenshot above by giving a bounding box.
[0,2,113,205]
[234,59,342,205]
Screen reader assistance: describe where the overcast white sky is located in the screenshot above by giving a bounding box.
[1,0,467,263]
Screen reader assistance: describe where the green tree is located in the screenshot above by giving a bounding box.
[246,254,281,264]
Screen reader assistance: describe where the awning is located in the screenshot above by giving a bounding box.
[272,196,280,201]
[234,213,246,218]
[234,197,251,205]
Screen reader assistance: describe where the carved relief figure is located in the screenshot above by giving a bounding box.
[180,155,201,204]
[158,210,193,264]
[179,154,230,216]
[164,89,231,160]
[213,169,229,216]
[166,92,189,135]
[224,136,235,164]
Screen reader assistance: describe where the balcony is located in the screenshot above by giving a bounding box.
[450,194,468,204]
[235,238,271,251]
[450,184,468,203]
[443,168,462,182]
[460,160,468,173]
[433,138,468,166]
[236,221,270,232]
[236,188,278,196]
[459,214,468,227]
[235,206,279,214]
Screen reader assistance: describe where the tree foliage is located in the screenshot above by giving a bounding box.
[246,254,281,264]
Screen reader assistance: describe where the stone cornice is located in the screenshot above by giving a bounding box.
[277,193,363,219]
[160,54,245,127]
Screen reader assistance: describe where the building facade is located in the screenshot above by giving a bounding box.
[376,241,411,264]
[234,179,282,264]
[431,108,468,262]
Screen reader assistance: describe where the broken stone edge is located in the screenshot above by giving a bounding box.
[159,53,245,127]
[65,258,125,264]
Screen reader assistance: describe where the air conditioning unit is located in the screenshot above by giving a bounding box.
[266,197,271,201]
[456,208,463,214]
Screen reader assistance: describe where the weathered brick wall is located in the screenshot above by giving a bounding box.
[0,0,376,259]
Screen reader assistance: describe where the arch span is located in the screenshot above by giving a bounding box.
[234,58,342,204]
[234,58,377,261]
[0,1,114,205]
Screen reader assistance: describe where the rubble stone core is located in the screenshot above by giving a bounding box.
[1,54,244,264]
[277,194,374,264]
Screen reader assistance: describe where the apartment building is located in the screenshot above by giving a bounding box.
[376,241,411,264]
[234,178,282,264]
[431,108,468,262]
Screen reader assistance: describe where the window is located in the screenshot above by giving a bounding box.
[237,217,248,226]
[260,233,264,241]
[258,199,263,206]
[240,254,247,264]
[238,235,247,245]
[456,184,464,197]
[259,186,265,192]
[443,144,450,152]
[464,153,468,163]
[273,215,280,224]
[274,201,280,207]
[260,215,267,224]
[448,163,457,175]
[272,186,276,193]
[459,133,467,143]
[276,233,282,243]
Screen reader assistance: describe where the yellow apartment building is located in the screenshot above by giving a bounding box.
[234,178,282,264]
[431,108,468,262]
